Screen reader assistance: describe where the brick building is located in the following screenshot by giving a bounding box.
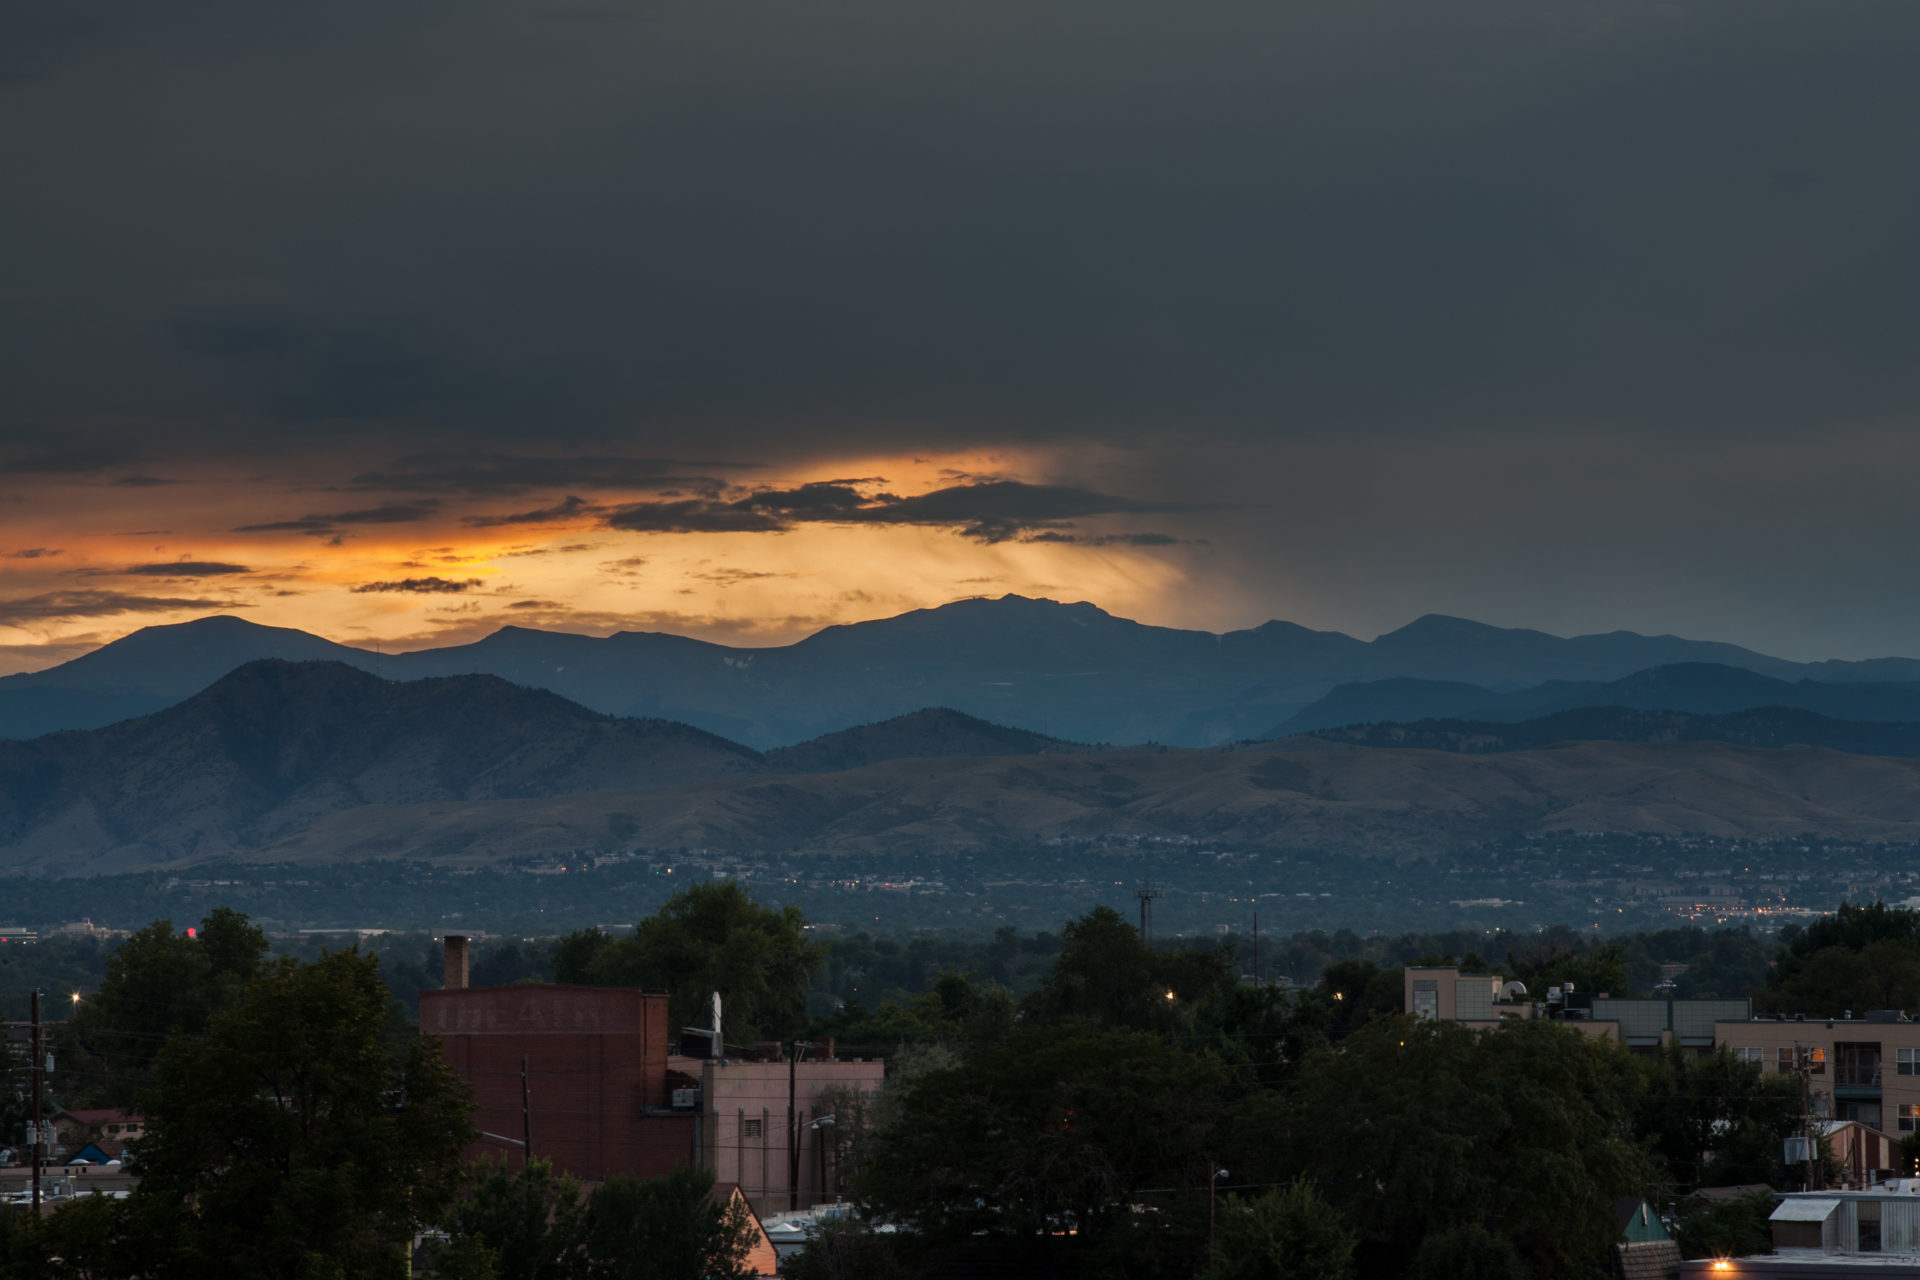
[420,936,694,1181]
[421,934,885,1203]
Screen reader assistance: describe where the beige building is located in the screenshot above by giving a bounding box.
[676,1052,885,1219]
[1714,1014,1920,1142]
[1404,966,1748,1051]
[1403,967,1534,1025]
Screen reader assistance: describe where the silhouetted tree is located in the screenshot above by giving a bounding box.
[124,949,474,1278]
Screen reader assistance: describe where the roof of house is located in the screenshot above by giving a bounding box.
[708,1183,779,1279]
[1819,1119,1894,1139]
[1687,1184,1775,1203]
[64,1141,123,1165]
[1615,1196,1673,1243]
[1772,1197,1842,1222]
[1615,1238,1681,1280]
[52,1108,139,1127]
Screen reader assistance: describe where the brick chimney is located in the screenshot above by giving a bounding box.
[444,934,470,990]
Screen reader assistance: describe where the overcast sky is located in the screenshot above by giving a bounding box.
[1,0,1917,670]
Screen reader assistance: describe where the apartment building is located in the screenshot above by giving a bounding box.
[1715,1013,1920,1140]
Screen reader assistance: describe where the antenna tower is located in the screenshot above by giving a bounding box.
[1135,883,1162,945]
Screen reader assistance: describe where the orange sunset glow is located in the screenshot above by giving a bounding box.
[0,448,1204,673]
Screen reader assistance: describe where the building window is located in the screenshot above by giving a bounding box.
[1734,1046,1763,1065]
[742,1118,763,1139]
[1899,1048,1920,1076]
[1412,980,1439,1020]
[1900,1105,1920,1133]
[1778,1047,1794,1074]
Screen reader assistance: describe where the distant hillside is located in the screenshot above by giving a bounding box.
[1310,706,1920,758]
[243,740,1920,868]
[1272,663,1920,735]
[9,598,1920,747]
[764,707,1091,773]
[0,660,763,871]
[8,660,1920,875]
[0,617,380,738]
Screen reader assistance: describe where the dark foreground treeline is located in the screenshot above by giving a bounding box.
[7,897,1920,1278]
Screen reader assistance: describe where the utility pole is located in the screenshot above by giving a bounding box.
[1135,884,1161,945]
[1207,1163,1225,1265]
[29,989,41,1213]
[787,1040,813,1212]
[521,1052,533,1167]
[1252,910,1260,985]
[1796,1042,1818,1191]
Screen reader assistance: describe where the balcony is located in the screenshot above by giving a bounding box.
[1835,1062,1883,1100]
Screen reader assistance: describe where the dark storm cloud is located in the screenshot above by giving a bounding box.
[0,590,246,624]
[7,0,1917,459]
[1023,531,1181,547]
[4,0,1920,657]
[462,495,597,528]
[689,568,787,586]
[350,577,484,594]
[603,479,1188,543]
[604,501,789,536]
[351,454,747,495]
[164,301,470,425]
[842,481,1187,542]
[234,502,441,534]
[6,548,61,559]
[122,561,251,577]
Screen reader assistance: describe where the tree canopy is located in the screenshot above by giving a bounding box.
[862,1020,1229,1268]
[1265,1017,1653,1279]
[436,1162,756,1280]
[65,907,268,1106]
[579,1166,756,1280]
[1630,1045,1801,1192]
[1761,901,1920,1015]
[1200,1181,1355,1280]
[445,1158,586,1280]
[552,881,817,1039]
[123,948,474,1278]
